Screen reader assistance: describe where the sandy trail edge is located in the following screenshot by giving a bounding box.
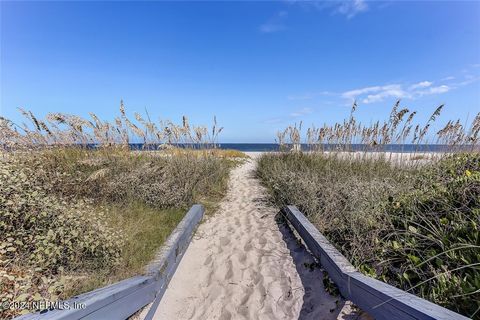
[142,153,364,320]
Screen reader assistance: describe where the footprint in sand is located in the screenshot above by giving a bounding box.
[219,309,232,320]
[257,236,267,247]
[203,255,212,266]
[220,236,230,246]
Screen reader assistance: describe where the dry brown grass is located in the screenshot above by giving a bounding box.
[0,100,225,150]
[275,101,480,152]
[158,147,248,159]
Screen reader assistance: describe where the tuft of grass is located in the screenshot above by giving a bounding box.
[62,203,185,298]
[274,101,479,152]
[257,152,412,265]
[0,100,226,149]
[30,147,235,210]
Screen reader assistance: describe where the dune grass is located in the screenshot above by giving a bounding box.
[0,104,243,318]
[258,151,480,318]
[1,147,238,318]
[257,102,480,318]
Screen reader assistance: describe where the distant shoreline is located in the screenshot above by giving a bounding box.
[130,143,472,153]
[3,143,475,153]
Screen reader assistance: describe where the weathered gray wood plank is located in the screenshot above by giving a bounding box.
[143,204,204,320]
[281,205,469,320]
[282,205,356,296]
[15,204,204,320]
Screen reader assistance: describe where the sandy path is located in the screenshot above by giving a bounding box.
[148,154,359,320]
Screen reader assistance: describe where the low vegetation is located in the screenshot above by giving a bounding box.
[0,104,241,318]
[258,102,480,318]
[1,154,123,318]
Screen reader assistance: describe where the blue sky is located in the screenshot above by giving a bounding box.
[1,1,479,142]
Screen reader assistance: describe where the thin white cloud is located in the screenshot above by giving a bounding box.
[342,81,452,104]
[259,11,288,34]
[343,84,409,103]
[409,81,432,90]
[342,85,382,100]
[292,0,370,19]
[270,0,370,33]
[361,85,408,104]
[420,85,450,95]
[289,66,478,106]
[336,0,368,19]
[452,76,480,87]
[441,64,479,85]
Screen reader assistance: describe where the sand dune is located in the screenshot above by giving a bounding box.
[145,153,366,319]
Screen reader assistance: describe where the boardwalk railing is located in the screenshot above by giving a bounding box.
[15,204,204,320]
[281,205,469,320]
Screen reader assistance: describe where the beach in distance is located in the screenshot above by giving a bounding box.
[128,143,464,153]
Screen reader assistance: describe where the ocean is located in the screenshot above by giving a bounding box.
[126,143,469,153]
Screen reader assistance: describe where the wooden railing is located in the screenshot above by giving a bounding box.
[15,205,204,320]
[14,204,469,320]
[281,205,469,320]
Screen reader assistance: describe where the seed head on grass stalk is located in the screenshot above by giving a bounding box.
[2,100,226,152]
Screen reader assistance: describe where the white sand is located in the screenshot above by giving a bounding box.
[305,151,442,165]
[143,153,367,320]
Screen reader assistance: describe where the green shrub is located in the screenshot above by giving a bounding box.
[380,153,480,316]
[0,155,123,272]
[1,148,235,318]
[0,155,122,317]
[1,105,238,318]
